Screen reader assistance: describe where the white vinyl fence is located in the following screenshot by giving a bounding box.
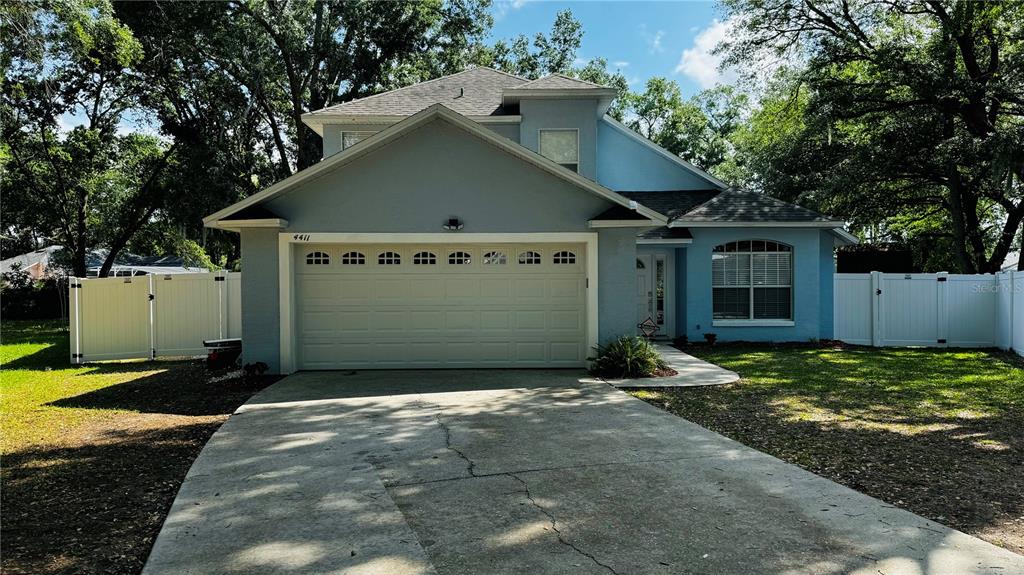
[834,271,1023,356]
[68,272,240,363]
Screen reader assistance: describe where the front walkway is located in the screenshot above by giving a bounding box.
[604,344,740,388]
[144,370,1023,575]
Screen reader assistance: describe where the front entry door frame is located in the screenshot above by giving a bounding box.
[636,249,676,339]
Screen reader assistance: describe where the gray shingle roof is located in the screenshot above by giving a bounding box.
[675,190,838,223]
[513,74,610,90]
[618,190,721,221]
[616,189,839,225]
[308,67,527,117]
[306,68,615,118]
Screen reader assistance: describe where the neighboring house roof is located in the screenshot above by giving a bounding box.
[306,67,527,118]
[0,245,62,275]
[1,246,205,277]
[206,104,667,228]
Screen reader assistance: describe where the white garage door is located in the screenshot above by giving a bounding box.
[295,243,587,369]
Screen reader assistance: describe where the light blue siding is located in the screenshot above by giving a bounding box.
[681,228,832,342]
[596,118,716,191]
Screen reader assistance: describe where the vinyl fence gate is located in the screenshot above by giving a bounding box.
[68,272,241,364]
[834,271,1023,356]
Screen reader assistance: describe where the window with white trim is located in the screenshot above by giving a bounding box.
[539,129,579,172]
[482,251,506,265]
[413,251,437,265]
[341,131,375,150]
[306,251,330,265]
[448,251,472,265]
[340,251,366,265]
[378,251,401,265]
[518,251,541,265]
[552,250,576,264]
[712,240,792,320]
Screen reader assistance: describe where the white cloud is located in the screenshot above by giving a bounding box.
[613,60,630,69]
[675,18,737,89]
[639,25,665,54]
[493,0,530,20]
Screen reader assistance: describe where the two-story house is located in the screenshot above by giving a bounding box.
[204,67,856,373]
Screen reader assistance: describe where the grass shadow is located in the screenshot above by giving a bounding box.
[638,345,1024,553]
[1,420,228,575]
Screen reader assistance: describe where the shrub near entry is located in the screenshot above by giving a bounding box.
[590,336,667,378]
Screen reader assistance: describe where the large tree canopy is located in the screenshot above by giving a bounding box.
[721,0,1024,273]
[2,0,181,277]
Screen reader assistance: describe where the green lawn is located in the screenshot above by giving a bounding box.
[632,344,1024,554]
[0,320,176,453]
[1,319,275,574]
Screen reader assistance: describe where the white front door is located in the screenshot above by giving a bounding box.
[294,243,587,369]
[636,254,654,333]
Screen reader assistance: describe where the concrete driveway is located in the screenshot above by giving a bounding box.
[144,370,1023,575]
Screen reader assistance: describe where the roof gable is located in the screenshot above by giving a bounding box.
[206,105,666,228]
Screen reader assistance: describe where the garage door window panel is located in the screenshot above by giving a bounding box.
[306,251,330,265]
[378,251,402,265]
[341,251,366,265]
[518,251,542,265]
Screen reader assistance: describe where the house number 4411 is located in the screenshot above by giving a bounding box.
[292,234,311,242]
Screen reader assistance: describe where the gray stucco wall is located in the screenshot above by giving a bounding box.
[518,99,598,180]
[239,228,280,372]
[321,121,520,158]
[269,119,612,231]
[598,227,640,344]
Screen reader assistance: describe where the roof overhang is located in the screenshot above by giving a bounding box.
[588,219,663,229]
[502,88,619,116]
[207,218,289,231]
[829,228,859,245]
[637,238,693,245]
[301,113,521,136]
[669,220,849,228]
[205,104,667,230]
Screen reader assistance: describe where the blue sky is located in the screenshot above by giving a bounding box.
[489,1,732,97]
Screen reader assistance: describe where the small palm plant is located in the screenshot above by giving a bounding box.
[589,336,668,378]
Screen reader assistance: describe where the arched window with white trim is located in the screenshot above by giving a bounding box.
[448,251,472,265]
[378,251,401,265]
[712,240,792,320]
[483,251,506,265]
[305,251,330,265]
[413,251,437,265]
[553,251,576,264]
[340,251,366,265]
[518,251,541,265]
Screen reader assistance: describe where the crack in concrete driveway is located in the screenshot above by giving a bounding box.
[143,369,1024,575]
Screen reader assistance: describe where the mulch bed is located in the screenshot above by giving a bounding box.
[635,382,1024,554]
[1,361,279,575]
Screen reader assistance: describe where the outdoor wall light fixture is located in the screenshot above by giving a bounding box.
[443,217,464,231]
